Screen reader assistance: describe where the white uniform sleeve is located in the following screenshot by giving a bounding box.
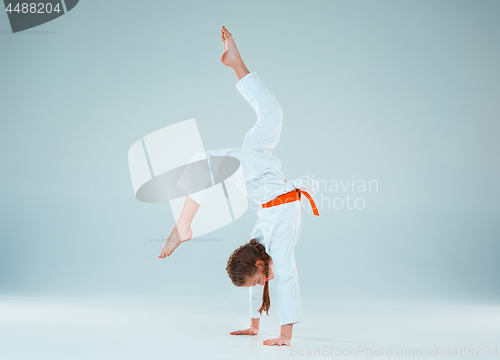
[235,72,283,154]
[270,246,301,326]
[249,284,264,319]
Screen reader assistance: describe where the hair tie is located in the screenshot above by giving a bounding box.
[265,277,270,281]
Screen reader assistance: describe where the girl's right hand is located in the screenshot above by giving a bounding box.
[230,327,259,336]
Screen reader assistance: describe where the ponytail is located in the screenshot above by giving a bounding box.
[250,239,271,316]
[226,238,271,316]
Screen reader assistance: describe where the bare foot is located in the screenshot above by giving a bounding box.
[158,225,193,258]
[220,26,243,67]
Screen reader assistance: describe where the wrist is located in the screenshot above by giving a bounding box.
[280,323,293,340]
[250,317,260,329]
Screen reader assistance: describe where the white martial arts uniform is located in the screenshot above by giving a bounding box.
[188,72,318,326]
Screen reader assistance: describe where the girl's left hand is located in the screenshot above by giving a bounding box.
[263,335,290,346]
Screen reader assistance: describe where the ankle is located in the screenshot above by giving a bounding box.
[177,224,192,241]
[230,55,244,68]
[234,63,249,81]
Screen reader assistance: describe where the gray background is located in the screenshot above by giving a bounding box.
[1,0,499,315]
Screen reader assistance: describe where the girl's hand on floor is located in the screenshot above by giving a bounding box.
[263,334,290,346]
[230,327,259,336]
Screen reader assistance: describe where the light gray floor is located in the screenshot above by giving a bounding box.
[1,294,498,359]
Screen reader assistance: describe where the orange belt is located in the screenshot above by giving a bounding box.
[262,188,319,216]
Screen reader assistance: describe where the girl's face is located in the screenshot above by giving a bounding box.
[243,257,275,287]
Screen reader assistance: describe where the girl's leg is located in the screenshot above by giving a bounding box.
[221,26,283,154]
[221,26,250,81]
[160,26,248,259]
[158,195,199,258]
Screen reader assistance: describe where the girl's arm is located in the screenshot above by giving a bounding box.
[262,246,299,346]
[230,284,263,336]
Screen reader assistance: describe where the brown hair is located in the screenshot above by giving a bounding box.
[225,238,271,315]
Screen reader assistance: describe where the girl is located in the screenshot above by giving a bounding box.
[159,26,319,347]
